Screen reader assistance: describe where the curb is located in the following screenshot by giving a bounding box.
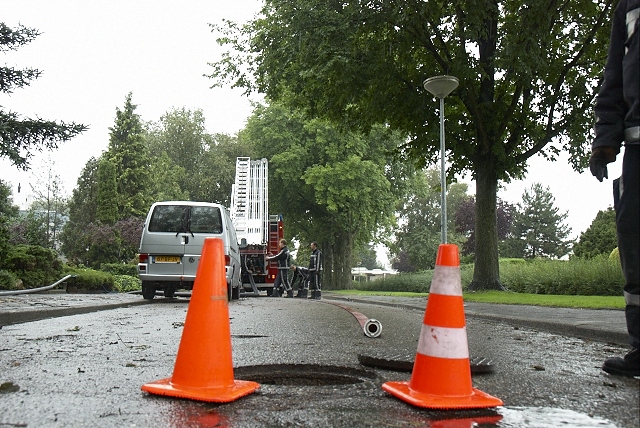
[324,294,629,346]
[0,298,151,327]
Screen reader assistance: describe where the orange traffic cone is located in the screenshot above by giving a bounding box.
[382,244,503,409]
[142,237,260,402]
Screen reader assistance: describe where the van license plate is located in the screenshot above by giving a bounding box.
[155,256,181,263]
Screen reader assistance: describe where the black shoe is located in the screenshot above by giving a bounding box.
[602,348,640,377]
[270,288,280,297]
[285,290,294,298]
[314,290,321,300]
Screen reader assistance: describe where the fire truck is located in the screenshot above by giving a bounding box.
[230,157,284,296]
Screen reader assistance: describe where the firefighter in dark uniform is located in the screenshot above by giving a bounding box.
[290,264,310,298]
[309,241,322,300]
[589,0,639,377]
[266,239,293,298]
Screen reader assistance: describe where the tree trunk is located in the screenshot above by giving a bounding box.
[468,158,504,290]
[321,238,333,290]
[322,234,352,290]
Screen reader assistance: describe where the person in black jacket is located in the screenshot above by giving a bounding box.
[290,264,310,298]
[589,0,639,377]
[309,241,322,300]
[266,239,293,298]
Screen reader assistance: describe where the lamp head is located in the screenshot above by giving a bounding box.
[423,75,459,98]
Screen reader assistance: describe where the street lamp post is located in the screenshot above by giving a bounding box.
[423,75,459,244]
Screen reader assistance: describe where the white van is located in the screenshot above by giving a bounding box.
[137,201,241,300]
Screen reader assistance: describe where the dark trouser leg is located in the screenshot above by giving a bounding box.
[614,146,640,349]
[271,273,282,297]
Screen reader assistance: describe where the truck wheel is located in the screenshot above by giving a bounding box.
[142,282,155,300]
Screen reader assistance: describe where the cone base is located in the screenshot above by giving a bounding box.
[142,377,260,403]
[382,381,503,409]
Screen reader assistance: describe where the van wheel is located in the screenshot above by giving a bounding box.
[163,284,175,299]
[231,284,240,300]
[227,282,232,301]
[142,282,155,300]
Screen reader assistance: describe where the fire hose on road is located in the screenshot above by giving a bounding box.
[0,275,75,296]
[324,301,382,338]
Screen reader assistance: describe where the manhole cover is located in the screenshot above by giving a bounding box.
[235,364,377,386]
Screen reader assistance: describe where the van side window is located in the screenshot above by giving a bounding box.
[190,206,223,234]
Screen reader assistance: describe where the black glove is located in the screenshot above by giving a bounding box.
[589,147,617,182]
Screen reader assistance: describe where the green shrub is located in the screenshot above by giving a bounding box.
[501,255,624,296]
[356,271,433,293]
[100,263,138,277]
[2,245,63,288]
[112,274,141,293]
[354,257,624,296]
[63,267,114,292]
[0,270,19,291]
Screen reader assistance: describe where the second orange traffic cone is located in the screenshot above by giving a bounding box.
[382,244,503,409]
[142,237,260,402]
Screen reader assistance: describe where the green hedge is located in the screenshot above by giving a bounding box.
[356,256,625,296]
[112,275,141,293]
[1,245,63,289]
[63,267,115,292]
[100,263,138,277]
[0,270,20,290]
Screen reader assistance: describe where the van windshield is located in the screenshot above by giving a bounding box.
[148,205,223,234]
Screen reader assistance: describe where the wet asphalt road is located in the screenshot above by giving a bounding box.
[0,293,638,427]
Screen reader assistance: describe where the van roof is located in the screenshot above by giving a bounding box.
[151,201,225,207]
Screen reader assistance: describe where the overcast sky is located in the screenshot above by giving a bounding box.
[2,1,622,249]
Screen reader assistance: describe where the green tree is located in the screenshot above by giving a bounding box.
[455,196,515,257]
[354,243,381,270]
[146,107,205,200]
[59,158,99,264]
[8,209,48,247]
[147,152,190,202]
[507,183,573,259]
[0,179,19,260]
[198,132,256,205]
[572,207,616,259]
[391,168,468,271]
[106,93,151,218]
[145,108,252,204]
[27,161,67,249]
[96,158,118,224]
[210,0,614,289]
[244,103,400,288]
[0,23,86,170]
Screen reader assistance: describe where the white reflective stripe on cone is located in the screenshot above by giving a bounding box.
[416,325,470,359]
[429,266,463,296]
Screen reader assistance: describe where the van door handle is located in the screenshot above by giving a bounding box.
[182,235,189,245]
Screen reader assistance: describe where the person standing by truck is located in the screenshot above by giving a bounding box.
[267,239,293,298]
[309,241,322,300]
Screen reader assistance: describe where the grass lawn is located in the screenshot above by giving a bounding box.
[330,289,625,309]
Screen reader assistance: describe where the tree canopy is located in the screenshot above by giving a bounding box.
[392,167,468,271]
[209,0,615,289]
[572,207,617,259]
[243,102,403,288]
[0,23,86,170]
[507,183,573,259]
